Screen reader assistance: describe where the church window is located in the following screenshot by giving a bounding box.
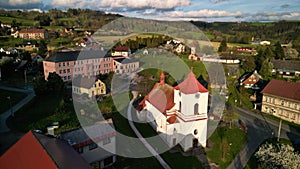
[194,129,198,135]
[194,103,199,115]
[195,94,200,99]
[179,102,181,112]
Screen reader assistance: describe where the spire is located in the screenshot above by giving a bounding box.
[160,71,165,85]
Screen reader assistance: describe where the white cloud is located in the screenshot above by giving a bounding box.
[248,12,300,21]
[50,0,190,10]
[164,10,242,18]
[8,0,43,6]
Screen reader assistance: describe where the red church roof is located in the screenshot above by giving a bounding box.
[174,72,208,94]
[0,131,91,169]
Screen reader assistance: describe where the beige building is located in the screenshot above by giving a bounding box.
[19,29,47,39]
[72,76,106,97]
[261,79,300,124]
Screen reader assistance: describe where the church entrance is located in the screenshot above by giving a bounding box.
[193,138,198,148]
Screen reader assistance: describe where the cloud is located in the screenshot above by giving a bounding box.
[164,10,242,18]
[8,0,43,6]
[247,12,300,21]
[50,0,191,10]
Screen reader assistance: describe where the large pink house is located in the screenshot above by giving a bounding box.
[43,51,113,81]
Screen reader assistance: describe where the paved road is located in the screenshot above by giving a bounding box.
[0,86,35,133]
[227,107,300,169]
[127,98,171,169]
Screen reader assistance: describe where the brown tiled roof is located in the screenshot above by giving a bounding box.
[115,46,129,52]
[271,60,300,72]
[261,79,300,101]
[19,29,46,34]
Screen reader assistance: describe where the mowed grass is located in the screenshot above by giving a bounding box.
[0,89,26,114]
[206,127,247,169]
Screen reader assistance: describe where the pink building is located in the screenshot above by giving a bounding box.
[43,51,113,82]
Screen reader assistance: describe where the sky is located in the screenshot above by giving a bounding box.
[0,0,300,22]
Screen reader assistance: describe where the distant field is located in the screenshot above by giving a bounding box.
[0,36,23,47]
[0,16,35,27]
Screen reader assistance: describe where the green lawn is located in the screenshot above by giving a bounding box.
[8,94,80,133]
[0,36,23,47]
[0,89,26,114]
[0,16,35,27]
[206,127,247,169]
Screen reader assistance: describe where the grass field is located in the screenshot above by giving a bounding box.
[0,36,23,47]
[0,89,26,114]
[206,127,247,169]
[0,16,35,27]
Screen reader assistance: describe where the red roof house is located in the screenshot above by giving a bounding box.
[0,131,91,169]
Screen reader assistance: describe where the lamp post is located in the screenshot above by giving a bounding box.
[7,96,13,117]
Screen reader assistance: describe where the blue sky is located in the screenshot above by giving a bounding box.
[1,0,300,22]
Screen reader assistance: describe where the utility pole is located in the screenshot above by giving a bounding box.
[277,119,282,142]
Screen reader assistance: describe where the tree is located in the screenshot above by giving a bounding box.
[218,38,228,52]
[38,40,48,57]
[274,41,285,59]
[222,107,239,128]
[47,72,64,93]
[255,142,300,169]
[242,56,256,72]
[33,73,48,95]
[259,59,274,80]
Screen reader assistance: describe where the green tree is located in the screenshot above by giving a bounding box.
[259,59,274,80]
[222,107,239,128]
[47,72,64,93]
[33,74,48,95]
[242,56,256,72]
[218,38,227,52]
[274,41,285,59]
[38,40,48,57]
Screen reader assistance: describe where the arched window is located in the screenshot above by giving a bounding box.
[194,103,199,115]
[179,102,181,112]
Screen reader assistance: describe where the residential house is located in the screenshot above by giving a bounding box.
[59,119,116,169]
[113,58,139,74]
[239,70,263,89]
[260,40,271,46]
[43,50,113,81]
[10,27,19,38]
[236,47,257,55]
[0,131,92,169]
[72,76,106,97]
[137,72,209,151]
[188,47,200,61]
[1,22,11,28]
[19,40,38,51]
[19,29,48,39]
[261,79,300,124]
[112,46,131,57]
[271,59,300,78]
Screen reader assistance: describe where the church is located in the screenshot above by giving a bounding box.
[137,71,209,152]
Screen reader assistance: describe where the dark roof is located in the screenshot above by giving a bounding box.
[271,60,300,72]
[262,79,300,101]
[59,120,115,148]
[19,29,46,34]
[114,58,138,64]
[72,76,102,89]
[115,46,129,52]
[0,131,91,169]
[45,50,107,62]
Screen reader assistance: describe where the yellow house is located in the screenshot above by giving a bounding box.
[72,76,106,97]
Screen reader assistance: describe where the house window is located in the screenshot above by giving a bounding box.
[194,103,199,115]
[89,143,98,150]
[103,137,111,145]
[279,109,283,115]
[295,104,298,109]
[281,100,284,106]
[292,113,296,120]
[272,98,275,104]
[264,96,267,102]
[287,101,290,107]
